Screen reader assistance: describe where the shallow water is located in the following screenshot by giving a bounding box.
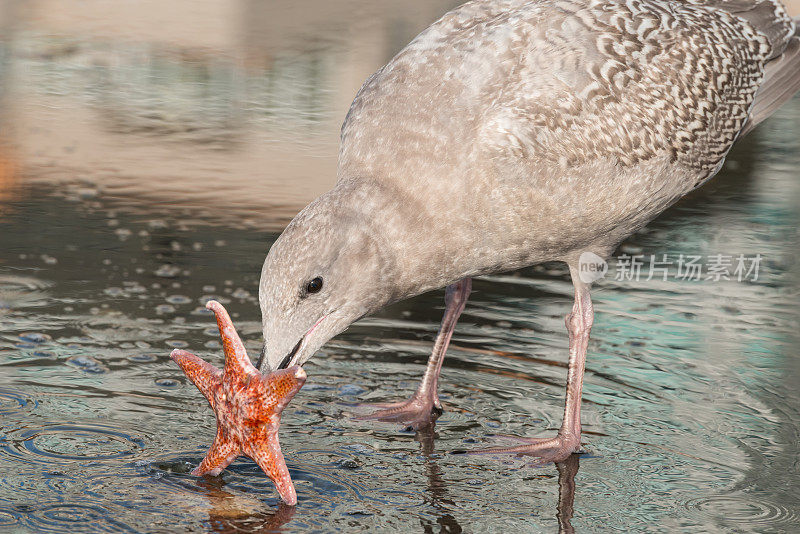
[2,2,800,533]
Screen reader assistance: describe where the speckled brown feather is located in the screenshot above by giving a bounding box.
[258,0,800,372]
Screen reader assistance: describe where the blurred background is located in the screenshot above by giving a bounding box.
[1,1,799,532]
[0,0,465,228]
[1,0,798,223]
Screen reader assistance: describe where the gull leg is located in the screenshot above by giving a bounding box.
[474,266,592,464]
[357,278,471,429]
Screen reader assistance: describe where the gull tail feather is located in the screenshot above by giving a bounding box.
[741,19,800,137]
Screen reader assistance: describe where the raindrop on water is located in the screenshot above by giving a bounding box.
[155,378,179,388]
[154,265,181,278]
[65,355,108,374]
[19,333,52,344]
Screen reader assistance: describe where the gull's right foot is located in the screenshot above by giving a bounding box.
[354,395,442,430]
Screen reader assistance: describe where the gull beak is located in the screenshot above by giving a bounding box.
[273,313,331,370]
[277,338,303,370]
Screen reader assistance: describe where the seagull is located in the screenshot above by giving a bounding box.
[255,0,800,464]
[171,301,306,505]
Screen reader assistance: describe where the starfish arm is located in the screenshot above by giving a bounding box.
[260,366,307,413]
[170,349,222,404]
[245,428,297,506]
[192,428,241,477]
[205,300,256,376]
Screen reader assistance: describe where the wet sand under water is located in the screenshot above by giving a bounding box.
[1,1,800,532]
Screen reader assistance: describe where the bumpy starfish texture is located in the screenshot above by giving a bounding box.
[171,300,306,505]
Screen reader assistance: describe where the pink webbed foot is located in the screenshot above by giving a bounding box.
[355,279,472,431]
[355,394,443,430]
[469,265,593,467]
[472,433,582,466]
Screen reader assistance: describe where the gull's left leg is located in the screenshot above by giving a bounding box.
[475,266,592,464]
[357,278,472,429]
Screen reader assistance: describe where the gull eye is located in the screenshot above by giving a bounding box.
[305,277,323,295]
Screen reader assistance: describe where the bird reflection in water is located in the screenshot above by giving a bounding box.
[555,454,580,534]
[413,424,581,533]
[415,424,462,533]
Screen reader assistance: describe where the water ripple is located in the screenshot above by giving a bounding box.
[142,450,429,511]
[0,388,36,416]
[23,503,136,533]
[0,275,53,291]
[686,494,799,529]
[0,507,21,528]
[0,424,145,465]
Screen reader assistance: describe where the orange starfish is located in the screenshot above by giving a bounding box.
[170,300,306,505]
